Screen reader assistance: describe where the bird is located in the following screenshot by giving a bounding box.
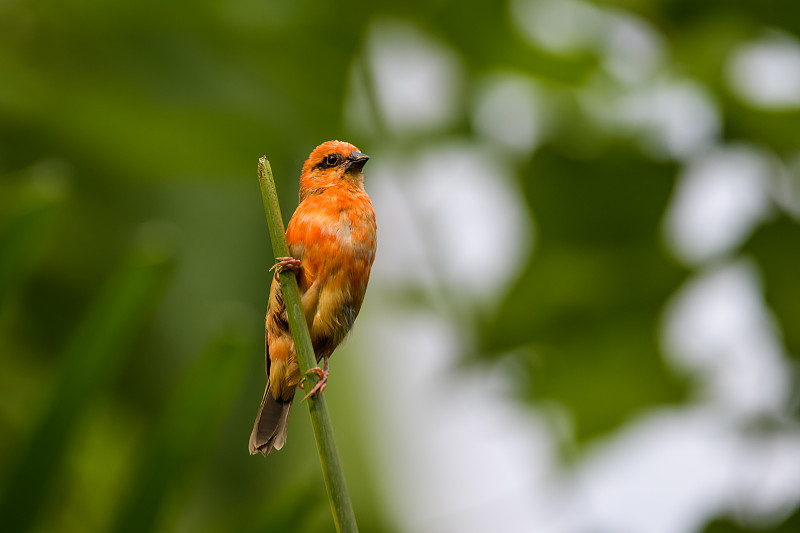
[249,140,377,456]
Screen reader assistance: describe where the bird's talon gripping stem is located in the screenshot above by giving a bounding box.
[302,357,329,401]
[270,257,301,281]
[306,367,326,380]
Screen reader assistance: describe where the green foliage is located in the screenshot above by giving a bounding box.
[703,505,800,533]
[0,230,174,531]
[111,325,250,533]
[743,216,800,360]
[481,146,688,440]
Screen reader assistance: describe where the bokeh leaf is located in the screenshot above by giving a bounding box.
[0,229,174,532]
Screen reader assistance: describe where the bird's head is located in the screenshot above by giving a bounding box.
[299,140,370,199]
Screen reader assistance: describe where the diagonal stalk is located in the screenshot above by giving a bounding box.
[257,157,358,533]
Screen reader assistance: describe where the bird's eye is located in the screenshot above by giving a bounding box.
[325,154,340,167]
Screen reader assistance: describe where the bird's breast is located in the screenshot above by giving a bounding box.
[286,189,377,350]
[287,190,377,282]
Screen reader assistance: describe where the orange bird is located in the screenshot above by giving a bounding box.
[249,140,377,456]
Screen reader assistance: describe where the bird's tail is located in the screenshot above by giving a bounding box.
[249,384,293,456]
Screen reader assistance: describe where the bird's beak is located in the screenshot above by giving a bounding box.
[345,151,370,172]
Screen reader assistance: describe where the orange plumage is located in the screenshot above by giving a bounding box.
[249,140,377,456]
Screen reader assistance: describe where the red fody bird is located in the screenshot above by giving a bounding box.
[249,140,377,456]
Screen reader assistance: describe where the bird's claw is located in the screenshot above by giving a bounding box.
[271,257,301,280]
[302,366,328,401]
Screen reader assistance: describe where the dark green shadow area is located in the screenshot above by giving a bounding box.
[0,233,174,532]
[111,321,251,533]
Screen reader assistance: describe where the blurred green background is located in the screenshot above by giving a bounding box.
[2,0,800,532]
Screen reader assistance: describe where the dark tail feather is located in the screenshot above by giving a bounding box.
[249,385,293,456]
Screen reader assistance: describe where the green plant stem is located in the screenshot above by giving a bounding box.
[257,157,358,533]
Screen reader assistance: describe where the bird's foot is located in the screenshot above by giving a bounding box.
[270,257,301,280]
[302,366,328,401]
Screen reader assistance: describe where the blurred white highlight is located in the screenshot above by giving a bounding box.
[349,15,800,533]
[511,0,664,85]
[663,260,790,416]
[369,144,533,306]
[510,0,603,54]
[569,410,800,533]
[366,19,461,134]
[617,80,720,160]
[601,12,665,85]
[357,297,800,533]
[727,32,800,110]
[356,312,562,533]
[472,73,545,157]
[663,146,772,264]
